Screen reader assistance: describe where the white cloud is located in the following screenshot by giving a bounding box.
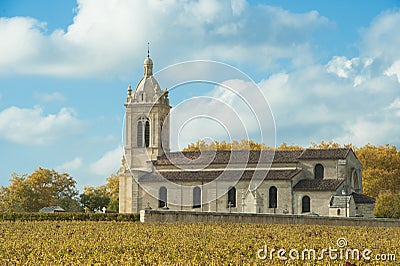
[230,0,247,16]
[361,10,400,63]
[387,98,400,117]
[385,60,400,83]
[170,78,277,150]
[326,56,355,78]
[388,98,400,109]
[326,56,374,87]
[89,146,122,176]
[0,106,83,145]
[0,17,45,69]
[34,92,66,103]
[0,0,331,77]
[334,119,400,147]
[56,157,83,172]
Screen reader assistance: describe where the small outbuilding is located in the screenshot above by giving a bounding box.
[39,206,66,213]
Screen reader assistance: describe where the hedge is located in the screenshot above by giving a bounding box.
[0,212,140,222]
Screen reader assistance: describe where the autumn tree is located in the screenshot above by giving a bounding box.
[106,174,119,212]
[310,140,353,149]
[355,144,400,198]
[0,168,80,212]
[374,191,400,218]
[276,142,303,150]
[183,139,270,151]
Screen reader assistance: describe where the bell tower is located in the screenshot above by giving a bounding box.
[120,50,171,213]
[124,51,171,169]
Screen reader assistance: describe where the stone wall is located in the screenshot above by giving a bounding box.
[140,210,400,228]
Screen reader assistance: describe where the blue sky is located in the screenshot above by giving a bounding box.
[1,0,400,190]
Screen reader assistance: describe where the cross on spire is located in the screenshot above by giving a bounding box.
[147,42,150,58]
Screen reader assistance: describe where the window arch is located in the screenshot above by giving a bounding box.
[353,171,360,192]
[137,121,143,147]
[158,186,167,208]
[337,209,341,216]
[302,196,310,213]
[137,117,150,148]
[314,164,324,179]
[227,187,236,208]
[144,120,150,147]
[193,186,201,209]
[269,186,277,208]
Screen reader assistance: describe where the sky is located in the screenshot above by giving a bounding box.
[0,0,400,190]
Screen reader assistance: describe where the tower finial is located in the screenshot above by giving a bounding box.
[147,42,150,58]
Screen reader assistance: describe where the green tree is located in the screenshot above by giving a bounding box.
[79,173,120,212]
[80,185,110,212]
[0,168,80,212]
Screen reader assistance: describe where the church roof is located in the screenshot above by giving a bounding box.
[130,53,164,103]
[293,179,344,191]
[139,169,302,182]
[298,148,351,160]
[155,150,273,165]
[155,148,352,166]
[329,192,375,207]
[329,195,351,208]
[134,75,162,100]
[351,192,376,204]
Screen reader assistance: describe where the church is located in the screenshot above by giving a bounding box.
[118,53,375,218]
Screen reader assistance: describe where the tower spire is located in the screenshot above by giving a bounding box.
[144,43,153,77]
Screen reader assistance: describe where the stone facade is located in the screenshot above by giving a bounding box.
[119,55,375,217]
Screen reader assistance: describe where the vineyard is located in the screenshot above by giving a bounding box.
[0,221,398,265]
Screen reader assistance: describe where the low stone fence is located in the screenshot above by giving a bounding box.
[140,210,400,227]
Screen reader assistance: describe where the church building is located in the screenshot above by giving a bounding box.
[118,54,375,218]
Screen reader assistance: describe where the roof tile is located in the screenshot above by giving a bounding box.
[293,179,344,191]
[139,169,302,182]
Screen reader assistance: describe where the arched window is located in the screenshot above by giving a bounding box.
[144,120,150,147]
[193,186,201,209]
[227,187,236,208]
[353,171,360,192]
[137,121,143,147]
[137,117,150,148]
[337,209,341,216]
[302,196,310,213]
[314,164,324,179]
[158,186,167,208]
[268,186,277,208]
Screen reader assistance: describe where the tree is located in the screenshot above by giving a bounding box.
[374,191,400,218]
[355,144,400,198]
[80,174,120,212]
[310,140,353,149]
[276,142,303,150]
[182,139,270,151]
[80,186,110,212]
[106,174,119,212]
[0,168,80,212]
